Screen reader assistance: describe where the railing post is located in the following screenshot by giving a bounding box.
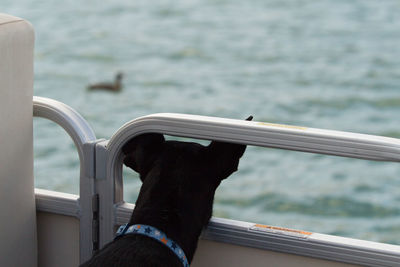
[80,141,100,261]
[95,140,115,248]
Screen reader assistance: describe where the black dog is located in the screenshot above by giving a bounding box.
[82,117,251,266]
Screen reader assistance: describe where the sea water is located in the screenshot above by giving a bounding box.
[4,0,400,245]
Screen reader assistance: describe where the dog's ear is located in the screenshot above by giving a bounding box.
[206,116,252,181]
[123,133,165,180]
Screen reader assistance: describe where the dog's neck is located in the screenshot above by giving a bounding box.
[128,173,216,263]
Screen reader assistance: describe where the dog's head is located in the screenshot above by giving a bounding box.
[124,133,246,179]
[122,116,252,241]
[123,116,252,187]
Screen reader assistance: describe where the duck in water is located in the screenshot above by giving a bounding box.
[88,72,123,92]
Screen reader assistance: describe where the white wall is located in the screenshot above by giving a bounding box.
[0,13,36,266]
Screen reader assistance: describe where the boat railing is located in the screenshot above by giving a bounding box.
[33,96,98,263]
[33,96,400,266]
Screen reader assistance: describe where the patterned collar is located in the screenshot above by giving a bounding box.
[116,224,189,267]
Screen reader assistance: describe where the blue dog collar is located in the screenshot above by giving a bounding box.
[116,224,189,267]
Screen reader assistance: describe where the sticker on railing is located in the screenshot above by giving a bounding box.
[249,224,312,239]
[257,122,307,131]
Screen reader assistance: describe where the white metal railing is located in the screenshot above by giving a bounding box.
[33,96,98,263]
[108,113,400,162]
[33,97,400,266]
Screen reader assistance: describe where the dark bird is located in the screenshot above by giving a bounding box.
[88,72,123,92]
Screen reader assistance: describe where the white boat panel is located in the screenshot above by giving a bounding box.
[37,212,79,267]
[192,239,359,267]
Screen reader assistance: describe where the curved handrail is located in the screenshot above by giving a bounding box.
[33,96,96,160]
[107,113,400,162]
[105,112,400,204]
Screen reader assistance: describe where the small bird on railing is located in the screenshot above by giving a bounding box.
[88,72,123,92]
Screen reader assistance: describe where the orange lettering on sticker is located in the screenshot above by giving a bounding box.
[254,224,312,236]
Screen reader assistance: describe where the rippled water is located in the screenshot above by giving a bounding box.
[5,0,400,245]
